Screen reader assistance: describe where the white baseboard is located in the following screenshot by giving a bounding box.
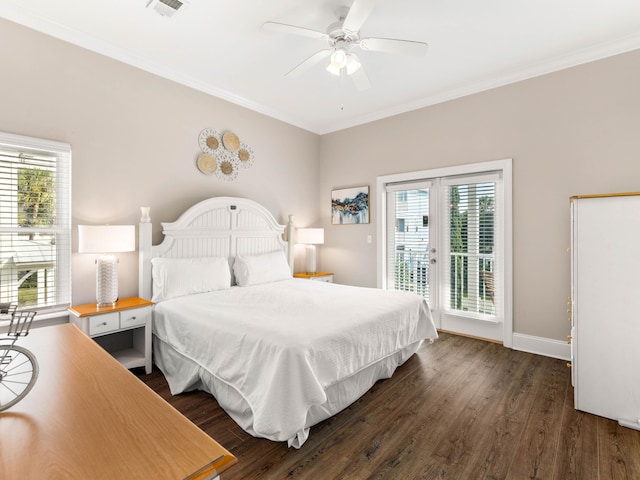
[512,332,571,361]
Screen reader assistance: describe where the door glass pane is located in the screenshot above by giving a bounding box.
[392,188,430,298]
[447,182,495,316]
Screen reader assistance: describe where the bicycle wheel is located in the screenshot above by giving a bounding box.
[0,345,39,411]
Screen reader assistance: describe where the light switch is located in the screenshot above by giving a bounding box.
[367,235,372,244]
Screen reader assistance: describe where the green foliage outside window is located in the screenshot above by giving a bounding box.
[18,168,55,236]
[17,270,38,306]
[450,186,465,310]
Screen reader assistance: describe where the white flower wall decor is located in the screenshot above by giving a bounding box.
[196,128,255,181]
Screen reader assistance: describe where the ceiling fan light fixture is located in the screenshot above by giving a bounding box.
[266,0,430,90]
[330,48,348,69]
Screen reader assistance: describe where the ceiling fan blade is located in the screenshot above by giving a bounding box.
[286,49,332,78]
[343,0,379,34]
[263,21,328,40]
[359,37,428,56]
[350,64,371,91]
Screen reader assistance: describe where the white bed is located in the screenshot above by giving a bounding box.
[139,197,438,448]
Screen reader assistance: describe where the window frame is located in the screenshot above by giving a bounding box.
[0,131,72,317]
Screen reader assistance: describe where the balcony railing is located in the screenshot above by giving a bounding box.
[393,250,495,316]
[393,250,430,298]
[450,252,495,316]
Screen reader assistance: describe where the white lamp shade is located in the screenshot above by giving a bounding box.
[297,228,324,245]
[78,225,136,253]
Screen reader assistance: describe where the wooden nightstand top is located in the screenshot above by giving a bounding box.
[294,272,334,279]
[69,297,154,318]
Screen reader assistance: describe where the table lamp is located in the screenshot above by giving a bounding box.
[297,228,324,274]
[78,225,135,307]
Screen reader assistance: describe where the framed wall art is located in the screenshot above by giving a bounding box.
[331,185,370,225]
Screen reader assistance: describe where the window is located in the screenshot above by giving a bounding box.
[0,132,71,314]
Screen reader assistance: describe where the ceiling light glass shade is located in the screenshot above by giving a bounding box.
[330,48,348,69]
[327,52,361,77]
[326,63,341,76]
[346,54,361,75]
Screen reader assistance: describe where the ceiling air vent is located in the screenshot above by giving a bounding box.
[146,0,189,18]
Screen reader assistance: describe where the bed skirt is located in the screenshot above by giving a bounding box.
[153,335,423,448]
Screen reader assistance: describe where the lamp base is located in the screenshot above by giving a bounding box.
[96,255,119,307]
[305,245,317,275]
[97,301,117,308]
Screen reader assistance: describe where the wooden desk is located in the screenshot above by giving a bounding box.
[0,323,236,479]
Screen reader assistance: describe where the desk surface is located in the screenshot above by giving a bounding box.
[0,323,236,479]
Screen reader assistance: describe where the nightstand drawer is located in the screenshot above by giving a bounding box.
[89,312,119,336]
[311,275,333,283]
[120,307,148,329]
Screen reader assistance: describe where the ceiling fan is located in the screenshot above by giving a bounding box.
[263,0,428,91]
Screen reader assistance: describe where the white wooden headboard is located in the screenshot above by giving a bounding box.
[138,196,295,300]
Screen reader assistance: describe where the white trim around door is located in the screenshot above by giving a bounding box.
[376,158,513,348]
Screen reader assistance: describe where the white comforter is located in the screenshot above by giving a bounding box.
[153,279,437,446]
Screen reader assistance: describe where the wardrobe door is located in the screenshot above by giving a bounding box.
[572,194,640,429]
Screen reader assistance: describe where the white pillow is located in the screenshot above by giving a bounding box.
[151,256,231,302]
[233,250,292,287]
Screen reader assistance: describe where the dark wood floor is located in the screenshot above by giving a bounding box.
[135,332,640,479]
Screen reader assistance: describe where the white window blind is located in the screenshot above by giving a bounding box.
[386,181,431,299]
[442,174,498,317]
[0,132,71,313]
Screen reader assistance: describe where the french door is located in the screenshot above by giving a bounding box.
[379,161,511,344]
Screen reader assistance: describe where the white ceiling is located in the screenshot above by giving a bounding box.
[2,0,640,134]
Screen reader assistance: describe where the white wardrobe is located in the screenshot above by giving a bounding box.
[571,193,640,429]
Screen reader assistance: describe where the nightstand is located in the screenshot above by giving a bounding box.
[69,297,153,374]
[294,272,334,283]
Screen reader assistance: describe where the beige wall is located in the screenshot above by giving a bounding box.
[319,48,640,341]
[0,19,320,305]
